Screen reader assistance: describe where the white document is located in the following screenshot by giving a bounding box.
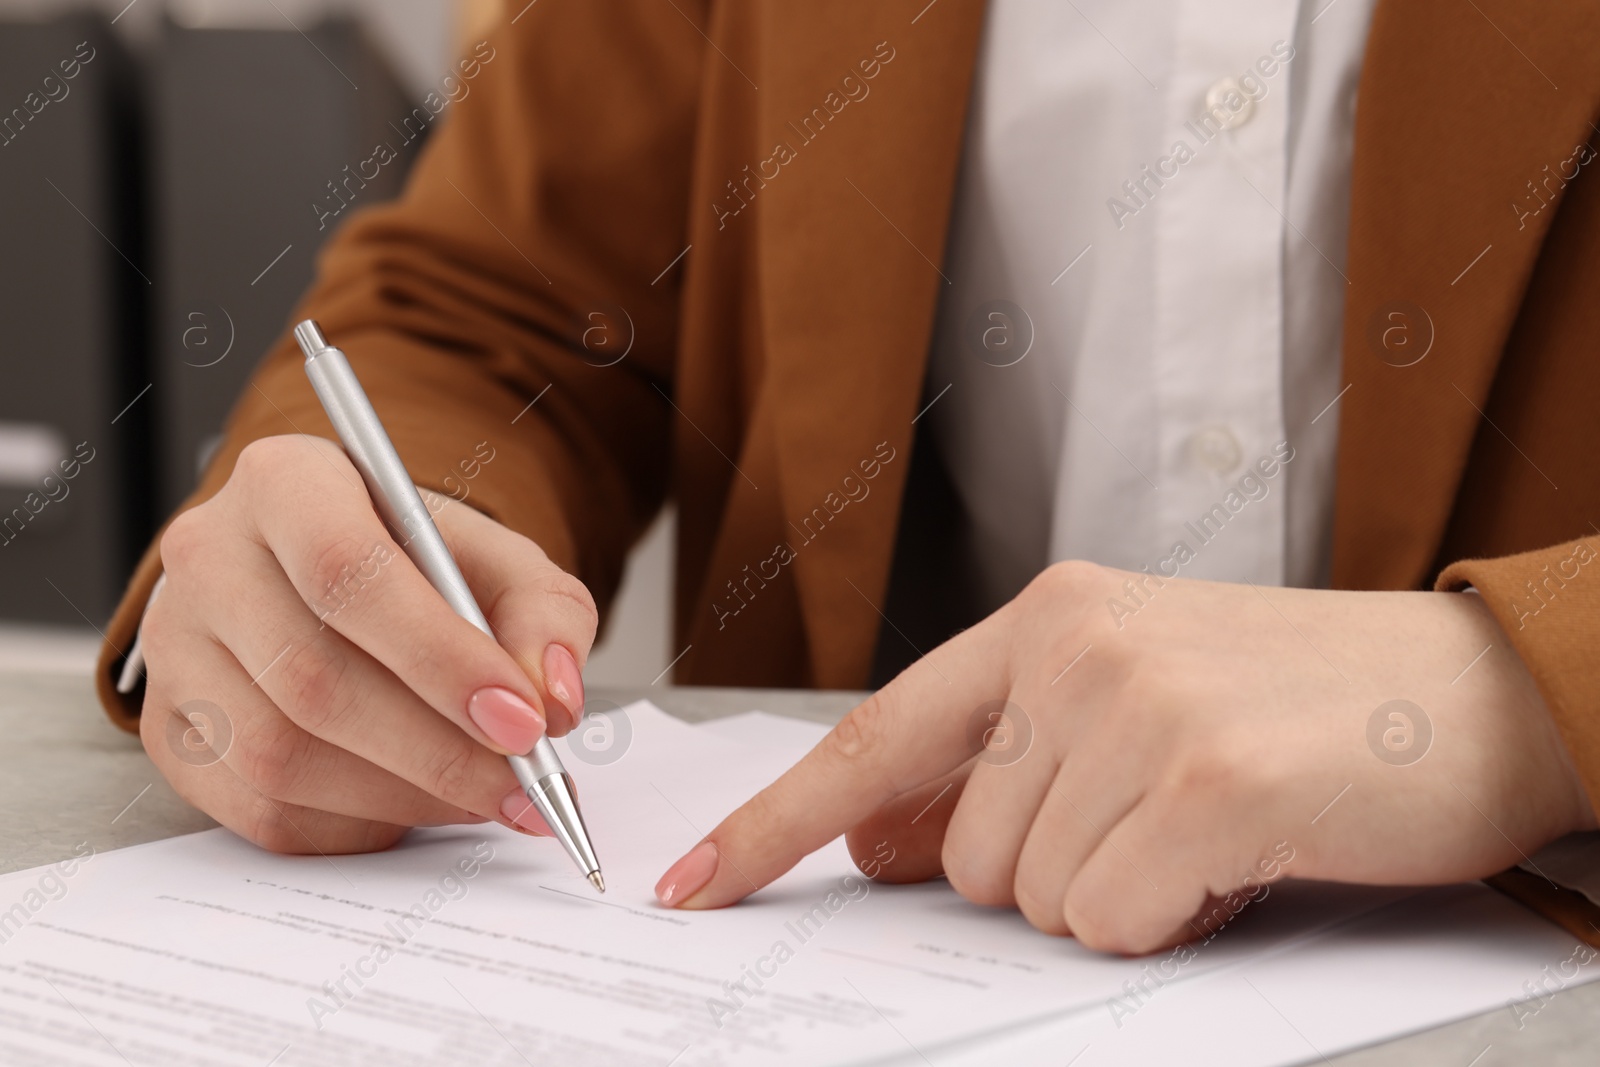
[921,881,1599,1066]
[0,702,1593,1067]
[695,709,841,754]
[697,714,1600,1067]
[695,715,1600,1066]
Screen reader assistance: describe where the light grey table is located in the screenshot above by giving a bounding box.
[2,669,1595,1064]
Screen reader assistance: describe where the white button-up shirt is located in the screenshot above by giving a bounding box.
[927,0,1377,612]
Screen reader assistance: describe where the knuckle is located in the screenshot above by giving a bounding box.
[1166,744,1249,805]
[532,568,600,645]
[243,804,308,854]
[236,434,329,482]
[158,506,212,576]
[397,634,453,690]
[235,436,356,516]
[239,719,313,800]
[275,640,354,733]
[1006,561,1106,677]
[825,694,892,768]
[303,535,378,615]
[420,743,480,806]
[1061,895,1121,953]
[941,837,1011,907]
[508,528,553,567]
[233,435,299,488]
[1014,882,1071,937]
[1061,872,1155,953]
[1026,558,1108,605]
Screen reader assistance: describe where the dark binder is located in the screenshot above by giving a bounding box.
[149,15,416,517]
[0,12,146,627]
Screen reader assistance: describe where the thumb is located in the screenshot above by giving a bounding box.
[430,490,598,735]
[654,621,1010,910]
[844,762,973,885]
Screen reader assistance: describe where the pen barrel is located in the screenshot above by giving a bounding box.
[302,344,490,635]
[299,329,600,879]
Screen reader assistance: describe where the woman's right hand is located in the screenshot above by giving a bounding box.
[139,434,599,853]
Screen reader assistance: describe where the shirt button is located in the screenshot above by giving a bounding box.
[1189,426,1243,473]
[1204,77,1254,130]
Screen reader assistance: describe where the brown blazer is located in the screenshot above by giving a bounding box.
[98,0,1600,928]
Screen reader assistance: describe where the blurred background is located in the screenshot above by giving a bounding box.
[0,0,674,686]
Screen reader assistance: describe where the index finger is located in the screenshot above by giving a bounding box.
[227,436,550,756]
[654,619,1010,909]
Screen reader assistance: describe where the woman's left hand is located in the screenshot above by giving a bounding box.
[653,561,1593,953]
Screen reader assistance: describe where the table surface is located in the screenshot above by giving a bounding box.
[3,669,1595,1065]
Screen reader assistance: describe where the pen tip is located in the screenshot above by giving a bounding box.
[588,870,606,894]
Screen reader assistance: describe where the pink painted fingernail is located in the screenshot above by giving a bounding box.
[543,643,585,732]
[467,686,544,753]
[498,787,552,836]
[656,841,719,907]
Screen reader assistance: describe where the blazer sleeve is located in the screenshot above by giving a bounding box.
[1437,536,1600,945]
[94,2,708,729]
[1436,537,1600,804]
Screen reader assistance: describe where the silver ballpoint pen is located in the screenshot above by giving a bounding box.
[294,319,604,893]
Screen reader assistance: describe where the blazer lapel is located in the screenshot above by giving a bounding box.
[1332,0,1600,590]
[693,0,1587,685]
[750,0,988,685]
